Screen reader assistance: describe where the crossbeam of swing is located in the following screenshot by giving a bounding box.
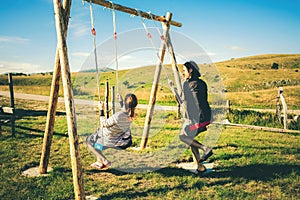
[84,0,182,27]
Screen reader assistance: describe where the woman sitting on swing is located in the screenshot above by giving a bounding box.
[180,61,213,173]
[86,93,138,170]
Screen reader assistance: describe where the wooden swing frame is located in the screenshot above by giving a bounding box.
[40,0,182,199]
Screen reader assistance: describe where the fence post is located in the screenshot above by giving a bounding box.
[226,100,231,118]
[278,87,288,129]
[8,73,15,136]
[8,73,15,109]
[105,81,109,118]
[276,89,281,120]
[177,103,181,118]
[111,86,115,114]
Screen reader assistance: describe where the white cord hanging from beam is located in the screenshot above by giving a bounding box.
[89,0,101,102]
[137,10,171,83]
[110,2,119,94]
[148,11,165,41]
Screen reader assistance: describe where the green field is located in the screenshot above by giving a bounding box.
[0,54,299,199]
[0,54,299,109]
[0,96,299,199]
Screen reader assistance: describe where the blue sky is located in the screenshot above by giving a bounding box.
[0,0,299,74]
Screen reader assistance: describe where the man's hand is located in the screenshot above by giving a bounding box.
[117,93,123,102]
[98,101,105,110]
[117,93,124,107]
[168,79,174,87]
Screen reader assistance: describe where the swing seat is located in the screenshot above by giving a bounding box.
[87,129,132,151]
[189,121,211,131]
[113,129,132,150]
[183,121,211,137]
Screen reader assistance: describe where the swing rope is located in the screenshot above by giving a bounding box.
[136,10,172,84]
[137,12,189,119]
[111,2,119,95]
[148,11,165,41]
[137,10,159,57]
[89,0,101,102]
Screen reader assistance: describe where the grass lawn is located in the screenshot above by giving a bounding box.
[0,54,299,199]
[0,97,299,199]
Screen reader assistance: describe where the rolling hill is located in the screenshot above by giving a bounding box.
[0,54,299,109]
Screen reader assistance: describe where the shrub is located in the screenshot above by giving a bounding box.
[227,109,300,130]
[271,63,279,69]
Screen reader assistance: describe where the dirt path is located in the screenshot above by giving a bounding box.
[0,90,176,111]
[1,90,299,114]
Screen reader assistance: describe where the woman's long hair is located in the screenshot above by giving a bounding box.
[184,61,201,79]
[124,93,138,117]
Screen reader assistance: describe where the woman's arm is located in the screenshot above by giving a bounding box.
[98,101,117,128]
[117,93,124,108]
[100,115,117,128]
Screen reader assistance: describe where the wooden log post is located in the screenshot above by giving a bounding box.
[276,89,281,120]
[111,86,115,114]
[39,0,71,174]
[8,73,15,136]
[85,0,182,27]
[226,100,231,116]
[8,73,15,109]
[166,34,183,118]
[166,35,182,95]
[52,0,85,199]
[279,87,288,129]
[140,12,172,150]
[105,81,109,118]
[0,107,14,135]
[177,103,181,118]
[0,115,1,135]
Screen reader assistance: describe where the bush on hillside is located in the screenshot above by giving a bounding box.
[227,109,300,130]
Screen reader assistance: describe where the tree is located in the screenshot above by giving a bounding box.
[123,80,129,88]
[271,62,279,69]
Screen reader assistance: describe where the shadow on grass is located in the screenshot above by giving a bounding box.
[97,169,205,200]
[14,124,68,138]
[85,167,205,199]
[51,166,73,175]
[15,108,65,117]
[85,167,191,177]
[79,167,197,199]
[1,108,67,138]
[207,163,300,181]
[138,163,300,182]
[98,184,199,200]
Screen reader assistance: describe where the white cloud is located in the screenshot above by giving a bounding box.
[0,61,42,74]
[69,22,90,38]
[0,36,30,44]
[118,55,135,61]
[174,51,215,64]
[207,52,216,56]
[226,46,247,51]
[71,52,90,57]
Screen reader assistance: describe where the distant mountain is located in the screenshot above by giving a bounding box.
[216,54,300,69]
[79,67,115,73]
